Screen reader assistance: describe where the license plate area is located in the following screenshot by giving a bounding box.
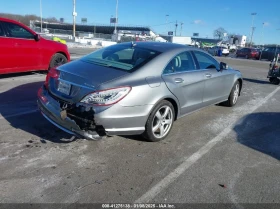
[57,80,71,95]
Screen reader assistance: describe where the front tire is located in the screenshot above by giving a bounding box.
[223,81,240,107]
[49,53,68,70]
[142,100,175,142]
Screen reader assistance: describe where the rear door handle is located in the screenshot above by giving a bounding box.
[174,78,184,83]
[205,73,212,78]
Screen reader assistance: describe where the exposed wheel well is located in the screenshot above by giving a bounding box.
[237,78,242,95]
[164,98,179,120]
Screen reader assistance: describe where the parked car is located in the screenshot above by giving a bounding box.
[38,42,243,142]
[236,47,259,59]
[259,47,280,61]
[208,46,230,56]
[0,17,70,74]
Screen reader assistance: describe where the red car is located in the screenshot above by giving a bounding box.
[0,17,70,74]
[236,47,259,59]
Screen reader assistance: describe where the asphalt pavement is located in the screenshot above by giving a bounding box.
[0,50,279,208]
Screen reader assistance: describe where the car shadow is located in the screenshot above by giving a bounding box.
[233,112,280,160]
[0,81,75,144]
[120,135,149,142]
[243,78,270,85]
[0,71,47,79]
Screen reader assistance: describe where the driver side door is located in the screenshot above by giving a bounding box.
[192,51,231,106]
[2,21,41,72]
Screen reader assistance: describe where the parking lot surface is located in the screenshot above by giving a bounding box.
[0,51,279,205]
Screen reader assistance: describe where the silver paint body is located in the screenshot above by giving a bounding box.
[37,42,242,139]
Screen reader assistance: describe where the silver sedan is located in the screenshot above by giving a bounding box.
[38,42,242,142]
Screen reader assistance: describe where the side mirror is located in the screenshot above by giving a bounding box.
[220,62,228,70]
[34,34,40,41]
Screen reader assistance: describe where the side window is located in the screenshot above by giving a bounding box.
[193,51,219,69]
[2,22,34,39]
[0,22,5,36]
[163,51,195,74]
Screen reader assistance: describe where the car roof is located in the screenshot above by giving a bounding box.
[117,41,190,53]
[0,17,20,24]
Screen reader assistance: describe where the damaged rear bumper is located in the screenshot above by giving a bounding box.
[37,86,151,139]
[37,95,101,140]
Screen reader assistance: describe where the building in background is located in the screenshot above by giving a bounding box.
[229,35,247,47]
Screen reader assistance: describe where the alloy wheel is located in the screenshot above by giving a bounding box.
[152,105,173,139]
[233,83,239,104]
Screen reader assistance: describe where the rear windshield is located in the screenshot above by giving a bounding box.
[81,44,161,72]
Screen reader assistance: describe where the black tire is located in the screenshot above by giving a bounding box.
[142,100,175,142]
[49,53,68,70]
[269,78,280,85]
[223,81,240,107]
[245,55,249,59]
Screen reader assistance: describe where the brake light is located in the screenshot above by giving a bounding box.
[80,86,132,106]
[44,68,60,89]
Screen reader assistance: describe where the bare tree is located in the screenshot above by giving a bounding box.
[0,13,59,26]
[213,27,227,40]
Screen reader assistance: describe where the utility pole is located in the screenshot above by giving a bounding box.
[180,22,183,36]
[73,0,77,38]
[250,12,257,47]
[175,20,178,36]
[40,0,42,33]
[114,0,118,34]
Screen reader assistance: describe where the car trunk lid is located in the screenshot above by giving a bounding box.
[48,60,129,103]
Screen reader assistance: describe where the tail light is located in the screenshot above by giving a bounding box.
[80,86,131,106]
[274,65,279,70]
[44,68,60,89]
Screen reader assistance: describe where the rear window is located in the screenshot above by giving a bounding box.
[81,43,161,72]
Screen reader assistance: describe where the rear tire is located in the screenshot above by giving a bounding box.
[49,53,68,70]
[222,81,240,107]
[269,78,280,85]
[142,100,175,142]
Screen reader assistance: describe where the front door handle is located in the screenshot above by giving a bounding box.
[174,78,184,83]
[205,73,212,78]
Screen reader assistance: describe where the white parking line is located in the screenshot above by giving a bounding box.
[70,55,82,60]
[0,109,38,120]
[135,86,280,203]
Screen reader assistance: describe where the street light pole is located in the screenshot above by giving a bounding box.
[175,20,178,36]
[259,22,265,60]
[114,0,118,34]
[165,14,169,35]
[180,22,183,36]
[261,22,264,46]
[40,0,42,33]
[250,12,257,47]
[73,0,77,38]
